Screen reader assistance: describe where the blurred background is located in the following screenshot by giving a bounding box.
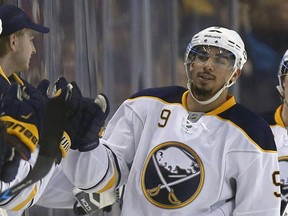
[1,0,288,215]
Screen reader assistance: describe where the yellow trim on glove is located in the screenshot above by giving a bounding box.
[60,131,71,158]
[53,88,62,97]
[0,116,39,152]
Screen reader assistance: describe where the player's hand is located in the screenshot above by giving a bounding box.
[0,83,45,156]
[53,77,82,153]
[0,120,8,168]
[37,78,73,162]
[0,83,45,182]
[0,119,22,183]
[36,79,51,100]
[53,77,109,152]
[75,94,109,151]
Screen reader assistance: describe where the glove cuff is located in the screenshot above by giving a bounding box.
[60,131,71,158]
[0,116,39,153]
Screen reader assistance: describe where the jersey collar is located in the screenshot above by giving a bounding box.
[207,95,236,115]
[0,66,24,86]
[0,66,12,85]
[182,90,236,115]
[274,104,285,127]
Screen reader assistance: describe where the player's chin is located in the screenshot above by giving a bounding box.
[192,85,213,97]
[194,81,213,91]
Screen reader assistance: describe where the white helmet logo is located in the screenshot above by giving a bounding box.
[0,19,2,35]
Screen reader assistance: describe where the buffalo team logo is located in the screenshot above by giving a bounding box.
[142,141,204,209]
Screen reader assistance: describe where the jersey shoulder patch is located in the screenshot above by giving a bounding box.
[218,103,277,151]
[129,86,187,103]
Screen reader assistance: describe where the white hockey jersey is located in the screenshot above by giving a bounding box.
[68,86,279,216]
[262,104,288,215]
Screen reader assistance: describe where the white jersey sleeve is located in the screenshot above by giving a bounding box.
[60,89,146,192]
[0,148,57,214]
[34,165,75,209]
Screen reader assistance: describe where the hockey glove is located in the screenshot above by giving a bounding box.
[75,94,109,151]
[36,79,51,99]
[36,78,73,162]
[53,77,110,152]
[0,120,7,168]
[0,83,45,156]
[0,119,22,183]
[53,77,83,153]
[0,83,45,182]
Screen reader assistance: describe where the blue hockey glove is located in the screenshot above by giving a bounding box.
[0,83,45,155]
[53,77,83,152]
[75,94,109,151]
[36,79,51,99]
[0,119,22,183]
[0,83,45,182]
[36,78,74,162]
[0,120,7,168]
[53,77,110,152]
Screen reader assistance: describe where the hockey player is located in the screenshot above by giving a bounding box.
[0,82,52,216]
[0,80,110,216]
[0,4,110,215]
[59,26,281,215]
[0,2,49,183]
[0,4,53,214]
[261,49,288,216]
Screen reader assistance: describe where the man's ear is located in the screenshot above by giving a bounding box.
[231,68,241,84]
[9,34,17,51]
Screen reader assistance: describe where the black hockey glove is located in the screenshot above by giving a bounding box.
[0,83,45,182]
[0,119,22,183]
[36,79,51,99]
[37,78,74,162]
[75,94,109,151]
[54,77,109,152]
[0,120,7,168]
[53,77,83,152]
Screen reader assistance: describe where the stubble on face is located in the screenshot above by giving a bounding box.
[192,82,213,98]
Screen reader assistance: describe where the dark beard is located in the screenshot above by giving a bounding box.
[191,83,213,98]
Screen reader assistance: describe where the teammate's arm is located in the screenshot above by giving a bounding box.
[0,83,45,182]
[0,83,58,213]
